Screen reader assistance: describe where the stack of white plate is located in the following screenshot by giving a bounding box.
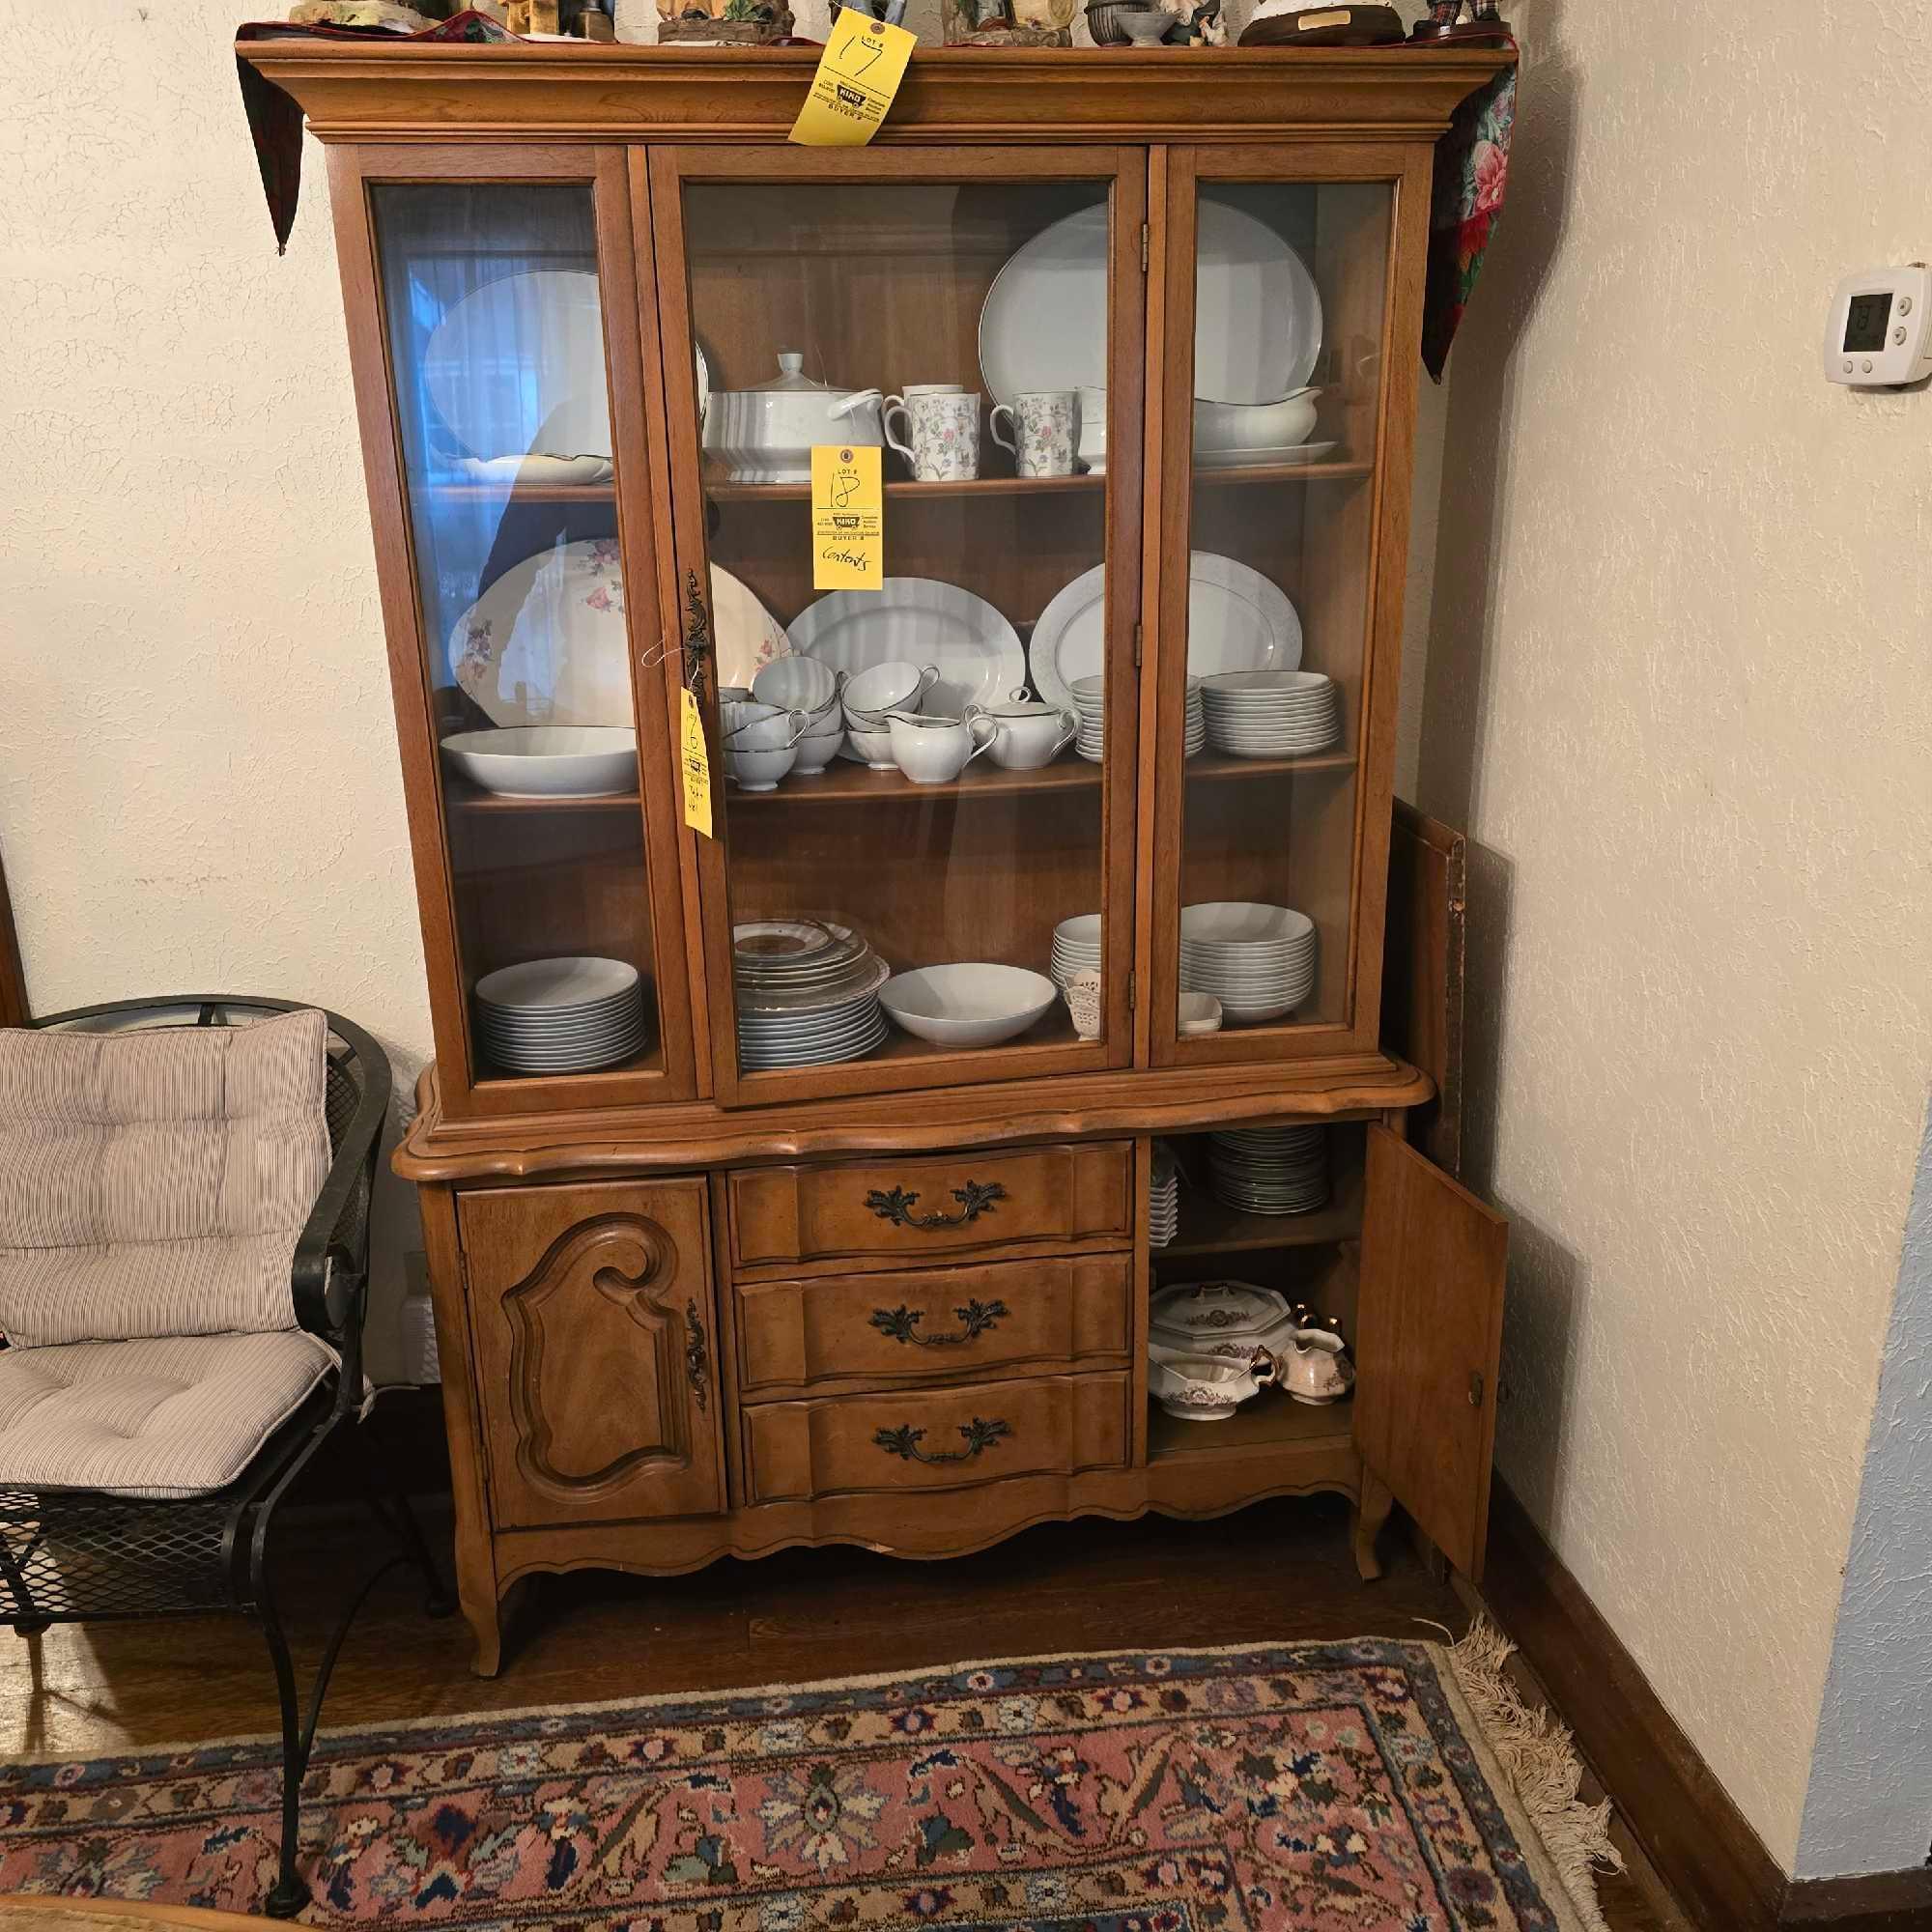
[1069,675,1205,764]
[1179,902,1318,1024]
[1207,1123,1330,1215]
[1151,1141,1179,1247]
[735,919,890,1071]
[1200,670,1341,758]
[474,956,647,1075]
[1049,912,1103,989]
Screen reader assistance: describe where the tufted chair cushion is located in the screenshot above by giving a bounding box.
[0,1330,336,1496]
[0,1009,330,1349]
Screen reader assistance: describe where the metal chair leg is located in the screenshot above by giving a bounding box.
[256,1586,314,1920]
[352,1425,454,1619]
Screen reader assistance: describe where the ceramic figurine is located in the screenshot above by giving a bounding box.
[657,0,796,43]
[1167,0,1225,45]
[1408,0,1510,44]
[945,0,1077,47]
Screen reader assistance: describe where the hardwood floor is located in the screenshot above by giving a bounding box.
[0,1495,1687,1930]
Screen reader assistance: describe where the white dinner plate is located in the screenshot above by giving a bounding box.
[712,566,791,690]
[424,270,611,464]
[1193,440,1339,470]
[790,579,1027,717]
[455,454,614,487]
[1030,554,1301,710]
[475,955,639,1011]
[447,538,632,729]
[979,201,1322,408]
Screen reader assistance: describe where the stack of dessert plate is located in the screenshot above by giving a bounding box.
[1207,1123,1330,1215]
[1049,912,1103,988]
[1179,902,1317,1024]
[1150,1141,1179,1247]
[474,956,647,1074]
[1200,670,1341,757]
[1070,675,1205,764]
[734,919,890,1071]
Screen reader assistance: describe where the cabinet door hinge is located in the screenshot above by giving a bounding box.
[1140,222,1150,273]
[1132,621,1143,668]
[1128,969,1137,1011]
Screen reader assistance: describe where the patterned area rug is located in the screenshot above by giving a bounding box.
[0,1632,1615,1930]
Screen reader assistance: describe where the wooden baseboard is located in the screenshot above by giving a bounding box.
[1479,1480,1932,1932]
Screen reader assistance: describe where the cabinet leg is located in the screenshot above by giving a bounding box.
[1352,1472,1395,1582]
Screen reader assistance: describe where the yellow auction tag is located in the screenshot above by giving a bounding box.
[788,9,917,148]
[679,686,713,838]
[810,443,884,591]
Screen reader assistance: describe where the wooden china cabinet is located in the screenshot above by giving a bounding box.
[240,37,1514,1674]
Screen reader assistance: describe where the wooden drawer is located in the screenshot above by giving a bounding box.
[735,1253,1134,1398]
[727,1142,1133,1269]
[741,1372,1131,1505]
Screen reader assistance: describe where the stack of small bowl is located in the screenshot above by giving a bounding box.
[1200,670,1341,758]
[1071,674,1204,764]
[1179,901,1317,1024]
[1150,1141,1179,1247]
[754,656,844,776]
[1207,1123,1330,1215]
[1049,912,1103,988]
[474,956,648,1075]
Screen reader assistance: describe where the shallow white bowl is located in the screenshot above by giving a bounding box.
[1178,991,1224,1035]
[880,962,1058,1048]
[440,725,638,799]
[1180,902,1316,949]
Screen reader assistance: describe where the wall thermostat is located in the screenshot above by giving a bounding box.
[1824,265,1932,386]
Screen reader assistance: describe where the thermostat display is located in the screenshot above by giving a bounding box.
[1825,266,1932,386]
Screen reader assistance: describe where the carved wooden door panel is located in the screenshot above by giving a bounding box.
[458,1177,725,1529]
[1352,1125,1507,1580]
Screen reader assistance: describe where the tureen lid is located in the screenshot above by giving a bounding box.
[745,351,842,394]
[1149,1281,1297,1350]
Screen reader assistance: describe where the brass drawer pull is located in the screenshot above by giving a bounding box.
[869,1298,1009,1348]
[873,1416,1011,1464]
[864,1179,1009,1230]
[685,1298,709,1412]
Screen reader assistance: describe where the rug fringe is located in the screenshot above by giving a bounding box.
[1446,1616,1624,1932]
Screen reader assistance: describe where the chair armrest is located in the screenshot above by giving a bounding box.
[293,1031,393,1343]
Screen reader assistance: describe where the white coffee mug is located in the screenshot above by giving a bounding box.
[992,389,1077,478]
[1076,384,1107,474]
[884,390,980,482]
[888,711,997,784]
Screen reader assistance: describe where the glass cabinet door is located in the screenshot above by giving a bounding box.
[363,163,691,1114]
[1152,155,1418,1066]
[650,153,1145,1105]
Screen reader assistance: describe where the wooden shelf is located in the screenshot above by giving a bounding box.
[1147,1389,1352,1464]
[1194,460,1373,487]
[1185,751,1357,781]
[422,483,616,505]
[728,756,1102,804]
[1158,1153,1365,1259]
[444,781,641,813]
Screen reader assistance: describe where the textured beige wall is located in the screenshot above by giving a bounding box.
[1409,0,1932,1873]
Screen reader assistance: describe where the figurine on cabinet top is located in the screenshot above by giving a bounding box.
[943,0,1076,46]
[1409,0,1511,44]
[656,0,796,42]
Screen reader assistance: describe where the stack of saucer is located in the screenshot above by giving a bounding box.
[735,919,889,1071]
[474,956,648,1074]
[1070,674,1205,764]
[1150,1141,1179,1247]
[1179,901,1317,1025]
[1200,670,1341,758]
[1207,1123,1330,1215]
[1049,912,1103,989]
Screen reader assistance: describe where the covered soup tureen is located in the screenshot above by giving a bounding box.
[702,351,887,484]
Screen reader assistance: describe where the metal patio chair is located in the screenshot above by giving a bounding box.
[0,996,452,1918]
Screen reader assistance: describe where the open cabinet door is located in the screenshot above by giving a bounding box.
[1353,1124,1506,1578]
[1381,802,1465,1175]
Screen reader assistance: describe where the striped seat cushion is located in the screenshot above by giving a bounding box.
[0,1330,336,1496]
[0,1009,330,1348]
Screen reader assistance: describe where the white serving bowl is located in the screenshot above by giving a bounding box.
[725,743,797,791]
[753,655,839,716]
[845,724,898,770]
[1192,389,1321,455]
[1148,1350,1277,1422]
[440,725,638,798]
[880,962,1058,1048]
[1180,902,1316,950]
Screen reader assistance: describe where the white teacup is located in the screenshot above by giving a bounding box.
[722,699,810,751]
[725,743,796,792]
[846,724,898,770]
[844,660,939,729]
[791,705,845,775]
[884,390,980,482]
[969,698,1077,771]
[753,655,839,716]
[888,711,997,785]
[715,685,755,706]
